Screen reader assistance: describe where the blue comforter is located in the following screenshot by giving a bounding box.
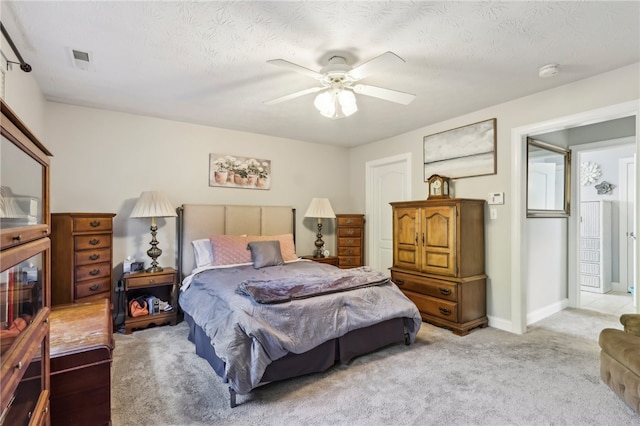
[179,261,421,394]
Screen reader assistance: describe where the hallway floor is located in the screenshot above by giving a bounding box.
[580,290,635,317]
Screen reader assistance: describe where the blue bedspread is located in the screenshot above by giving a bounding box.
[179,261,421,394]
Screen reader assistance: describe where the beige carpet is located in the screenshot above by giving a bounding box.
[111,308,637,425]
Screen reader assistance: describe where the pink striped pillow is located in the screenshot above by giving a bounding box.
[209,235,251,266]
[209,233,298,266]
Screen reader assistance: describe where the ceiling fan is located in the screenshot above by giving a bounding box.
[265,51,416,119]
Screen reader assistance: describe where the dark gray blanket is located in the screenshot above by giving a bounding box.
[237,268,389,303]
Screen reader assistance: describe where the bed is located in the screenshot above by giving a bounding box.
[177,204,421,407]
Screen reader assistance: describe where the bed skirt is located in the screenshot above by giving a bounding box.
[184,312,408,405]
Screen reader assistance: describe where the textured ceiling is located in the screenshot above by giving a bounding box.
[2,1,639,147]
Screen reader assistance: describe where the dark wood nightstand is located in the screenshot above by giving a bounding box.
[122,267,177,334]
[302,255,339,267]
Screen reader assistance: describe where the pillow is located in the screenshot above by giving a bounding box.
[209,235,252,266]
[247,240,284,269]
[245,234,298,261]
[192,239,214,268]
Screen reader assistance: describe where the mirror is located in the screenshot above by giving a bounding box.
[526,138,571,218]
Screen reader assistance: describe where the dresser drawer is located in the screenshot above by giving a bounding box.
[338,237,361,247]
[338,227,362,237]
[391,271,457,302]
[75,262,111,282]
[73,217,113,233]
[74,248,111,266]
[126,272,174,289]
[338,247,361,256]
[337,216,364,227]
[75,235,111,251]
[403,290,458,321]
[338,256,361,268]
[75,278,111,299]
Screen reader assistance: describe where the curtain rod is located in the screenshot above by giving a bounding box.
[0,21,32,72]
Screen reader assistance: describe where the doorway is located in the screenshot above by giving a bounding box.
[511,100,639,334]
[572,141,636,316]
[365,153,411,274]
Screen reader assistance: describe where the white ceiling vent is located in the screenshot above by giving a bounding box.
[67,48,94,71]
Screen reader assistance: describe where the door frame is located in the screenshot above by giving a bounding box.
[365,153,411,272]
[619,155,637,291]
[511,100,639,334]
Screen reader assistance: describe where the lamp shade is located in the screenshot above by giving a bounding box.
[130,191,177,219]
[304,198,336,219]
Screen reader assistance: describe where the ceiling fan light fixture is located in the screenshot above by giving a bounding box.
[338,90,357,117]
[314,91,336,118]
[314,89,358,119]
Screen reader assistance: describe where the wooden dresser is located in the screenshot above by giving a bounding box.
[50,299,113,425]
[335,214,365,268]
[390,199,487,335]
[51,213,116,305]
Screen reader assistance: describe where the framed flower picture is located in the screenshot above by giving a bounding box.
[209,154,271,190]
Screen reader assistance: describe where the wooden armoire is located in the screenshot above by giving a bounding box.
[390,198,488,335]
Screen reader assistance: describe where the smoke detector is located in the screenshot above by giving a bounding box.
[538,63,559,78]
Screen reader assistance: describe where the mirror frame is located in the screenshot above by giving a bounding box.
[526,138,571,218]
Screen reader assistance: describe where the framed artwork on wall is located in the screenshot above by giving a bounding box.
[423,118,497,180]
[209,154,271,190]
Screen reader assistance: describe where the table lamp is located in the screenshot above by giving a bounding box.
[130,191,177,273]
[304,198,336,258]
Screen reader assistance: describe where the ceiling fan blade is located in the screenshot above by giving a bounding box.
[353,84,416,105]
[264,86,325,105]
[267,59,323,80]
[348,51,405,80]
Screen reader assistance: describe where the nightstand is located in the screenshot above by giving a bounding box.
[302,255,339,267]
[122,267,177,334]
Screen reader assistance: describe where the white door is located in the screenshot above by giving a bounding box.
[365,154,411,274]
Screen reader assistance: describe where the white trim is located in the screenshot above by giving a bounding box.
[619,156,636,292]
[527,299,570,325]
[512,100,640,334]
[365,153,411,270]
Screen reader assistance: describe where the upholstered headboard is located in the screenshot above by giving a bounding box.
[177,204,295,279]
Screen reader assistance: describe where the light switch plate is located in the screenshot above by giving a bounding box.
[488,192,505,205]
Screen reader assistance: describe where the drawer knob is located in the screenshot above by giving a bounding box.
[89,239,100,245]
[347,249,353,254]
[89,269,100,276]
[347,230,354,235]
[439,288,452,296]
[395,279,404,286]
[90,284,100,291]
[439,307,452,316]
[347,239,354,244]
[149,279,155,284]
[12,234,22,242]
[346,259,353,264]
[89,254,100,260]
[90,220,101,227]
[15,361,23,370]
[346,219,353,224]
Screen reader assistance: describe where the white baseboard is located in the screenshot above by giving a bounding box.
[527,299,569,325]
[487,315,514,333]
[611,281,628,293]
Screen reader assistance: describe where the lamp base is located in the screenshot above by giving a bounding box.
[313,222,325,258]
[146,224,164,273]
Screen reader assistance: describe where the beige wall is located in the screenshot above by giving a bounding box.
[349,62,640,330]
[43,103,351,274]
